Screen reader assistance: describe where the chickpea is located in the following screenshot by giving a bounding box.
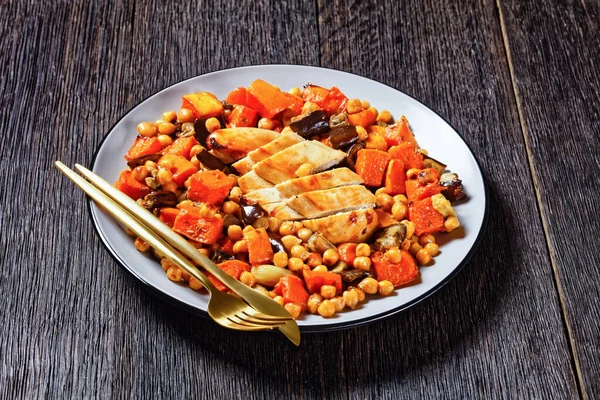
[268,217,282,233]
[157,169,173,186]
[416,248,432,265]
[377,110,392,123]
[347,99,362,114]
[273,296,285,307]
[392,201,408,221]
[189,144,203,158]
[317,299,336,317]
[419,234,436,246]
[162,182,178,193]
[281,235,302,250]
[177,108,195,123]
[424,243,440,257]
[293,221,304,232]
[343,290,359,310]
[330,296,346,312]
[157,134,173,147]
[296,163,313,177]
[360,100,371,109]
[353,287,366,302]
[376,193,394,210]
[137,122,157,137]
[356,126,368,141]
[320,285,337,299]
[189,277,203,291]
[385,247,402,263]
[401,220,415,239]
[322,249,339,266]
[227,225,243,241]
[258,117,277,130]
[227,186,242,204]
[157,121,176,135]
[197,248,211,257]
[301,101,320,115]
[177,200,193,209]
[378,280,394,296]
[166,266,183,282]
[254,284,270,297]
[131,166,149,182]
[273,252,289,268]
[297,228,313,242]
[205,117,221,133]
[281,108,296,126]
[307,293,323,314]
[279,221,297,236]
[240,271,256,287]
[162,110,177,122]
[144,160,158,173]
[355,243,371,257]
[409,242,422,255]
[242,225,255,235]
[222,201,240,215]
[284,303,302,319]
[312,265,328,273]
[134,237,150,252]
[290,245,309,261]
[233,240,248,253]
[161,258,175,272]
[445,216,460,231]
[406,168,420,179]
[288,87,302,97]
[358,277,378,294]
[393,194,409,205]
[287,257,305,272]
[307,252,323,268]
[353,256,372,271]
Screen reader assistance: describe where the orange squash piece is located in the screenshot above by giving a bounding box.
[158,207,180,227]
[302,269,342,295]
[408,197,446,236]
[355,149,392,187]
[348,108,377,128]
[384,159,406,195]
[274,275,310,311]
[227,105,259,128]
[206,260,252,292]
[226,87,249,107]
[372,250,419,287]
[115,170,150,200]
[172,207,223,244]
[337,243,358,264]
[385,116,419,148]
[388,142,424,170]
[282,92,304,115]
[186,170,236,205]
[243,228,274,266]
[159,155,198,187]
[246,79,291,118]
[181,92,224,119]
[162,136,199,159]
[125,136,163,161]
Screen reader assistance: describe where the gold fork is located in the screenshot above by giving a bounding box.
[55,162,296,336]
[73,163,301,345]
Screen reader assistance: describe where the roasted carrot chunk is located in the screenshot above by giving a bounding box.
[348,108,377,128]
[384,159,407,195]
[186,170,236,205]
[274,275,309,311]
[372,251,419,287]
[158,207,180,227]
[226,87,249,107]
[181,92,224,119]
[125,136,163,161]
[246,79,291,118]
[162,136,199,159]
[172,207,223,244]
[302,269,342,295]
[115,170,150,200]
[159,155,198,186]
[282,92,304,115]
[207,260,252,292]
[355,149,392,187]
[226,105,258,128]
[384,116,419,148]
[302,85,348,114]
[405,178,445,203]
[244,228,274,266]
[388,142,424,170]
[408,197,446,236]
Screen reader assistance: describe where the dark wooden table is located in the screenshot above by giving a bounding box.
[2,0,599,398]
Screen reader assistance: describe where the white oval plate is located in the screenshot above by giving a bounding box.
[90,65,487,332]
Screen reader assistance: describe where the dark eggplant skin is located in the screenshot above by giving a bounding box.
[194,115,225,145]
[197,149,227,171]
[339,269,368,283]
[372,224,407,252]
[289,110,329,138]
[144,190,178,210]
[240,204,269,226]
[126,153,162,169]
[212,249,236,263]
[422,154,447,175]
[343,141,366,170]
[328,125,359,150]
[268,234,286,254]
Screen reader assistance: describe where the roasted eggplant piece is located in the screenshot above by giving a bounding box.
[142,190,177,210]
[306,232,336,253]
[289,110,329,138]
[212,249,236,264]
[328,125,359,150]
[440,173,466,202]
[126,153,162,169]
[343,141,366,170]
[268,234,286,254]
[197,149,227,171]
[372,224,407,252]
[422,154,447,175]
[339,269,368,283]
[222,214,243,228]
[194,115,225,144]
[240,203,269,226]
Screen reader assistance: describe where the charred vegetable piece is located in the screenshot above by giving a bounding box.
[252,217,270,230]
[196,149,227,171]
[343,141,365,170]
[268,234,286,254]
[222,214,243,228]
[126,153,162,169]
[142,190,178,210]
[289,110,329,138]
[194,115,225,145]
[372,224,407,252]
[339,269,368,283]
[212,249,236,264]
[440,173,466,202]
[241,204,268,226]
[306,232,336,253]
[422,155,447,175]
[328,125,359,150]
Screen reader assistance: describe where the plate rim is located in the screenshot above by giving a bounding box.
[87,64,489,333]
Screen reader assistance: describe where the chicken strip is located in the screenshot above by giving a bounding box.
[286,185,376,219]
[242,187,285,205]
[207,128,280,163]
[261,202,305,221]
[237,170,274,193]
[275,167,363,197]
[302,208,379,244]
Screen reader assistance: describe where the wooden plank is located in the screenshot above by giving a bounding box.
[498,0,600,397]
[317,0,579,397]
[0,1,345,399]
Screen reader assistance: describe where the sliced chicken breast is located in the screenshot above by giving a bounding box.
[207,128,280,163]
[242,187,285,205]
[286,185,376,219]
[232,157,256,175]
[247,131,305,163]
[261,202,305,221]
[275,167,363,197]
[302,208,379,244]
[237,170,274,193]
[252,141,346,184]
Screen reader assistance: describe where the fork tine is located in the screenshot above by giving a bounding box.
[231,313,288,327]
[241,309,294,322]
[224,316,281,330]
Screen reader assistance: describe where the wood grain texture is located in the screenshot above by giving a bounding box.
[498,0,600,396]
[317,0,578,398]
